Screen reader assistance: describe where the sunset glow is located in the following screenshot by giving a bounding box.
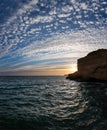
[0,0,107,76]
[70,64,77,73]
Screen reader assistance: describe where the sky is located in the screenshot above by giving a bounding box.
[0,0,107,76]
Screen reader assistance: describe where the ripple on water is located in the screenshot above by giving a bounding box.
[0,76,107,130]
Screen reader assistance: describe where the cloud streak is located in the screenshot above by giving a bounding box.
[0,0,107,75]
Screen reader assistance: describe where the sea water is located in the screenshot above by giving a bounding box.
[0,76,107,130]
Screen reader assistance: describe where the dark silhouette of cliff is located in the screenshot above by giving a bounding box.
[67,49,107,82]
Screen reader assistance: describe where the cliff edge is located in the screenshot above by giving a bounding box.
[66,49,107,82]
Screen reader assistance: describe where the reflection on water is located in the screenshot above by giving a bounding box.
[0,76,107,130]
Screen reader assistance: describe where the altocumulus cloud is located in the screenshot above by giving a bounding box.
[0,0,107,75]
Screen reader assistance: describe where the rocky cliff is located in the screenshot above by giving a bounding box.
[67,49,107,82]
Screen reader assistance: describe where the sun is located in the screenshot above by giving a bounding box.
[70,64,77,73]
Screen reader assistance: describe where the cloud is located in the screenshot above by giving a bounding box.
[0,44,13,58]
[80,3,88,10]
[0,27,107,71]
[0,0,107,75]
[31,15,53,24]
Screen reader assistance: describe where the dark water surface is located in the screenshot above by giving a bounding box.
[0,76,107,130]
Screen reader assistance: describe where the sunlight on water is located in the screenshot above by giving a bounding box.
[0,76,107,130]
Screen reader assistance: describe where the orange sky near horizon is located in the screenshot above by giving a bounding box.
[0,64,77,76]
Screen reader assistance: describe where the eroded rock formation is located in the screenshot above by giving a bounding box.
[67,49,107,82]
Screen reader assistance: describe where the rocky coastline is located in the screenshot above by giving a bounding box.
[66,49,107,82]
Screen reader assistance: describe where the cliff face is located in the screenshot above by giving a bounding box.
[67,49,107,82]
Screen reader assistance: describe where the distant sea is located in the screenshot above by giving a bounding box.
[0,76,107,130]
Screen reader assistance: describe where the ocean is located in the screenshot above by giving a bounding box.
[0,76,107,130]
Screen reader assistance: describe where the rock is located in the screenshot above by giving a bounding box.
[66,49,107,82]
